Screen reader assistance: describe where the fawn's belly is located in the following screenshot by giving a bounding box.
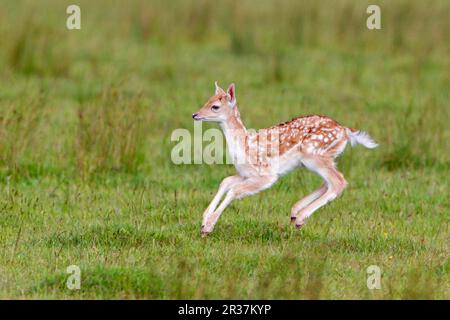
[275,152,304,176]
[233,151,303,177]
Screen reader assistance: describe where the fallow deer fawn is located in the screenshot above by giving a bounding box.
[192,82,378,237]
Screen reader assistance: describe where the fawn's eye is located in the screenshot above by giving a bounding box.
[211,105,220,111]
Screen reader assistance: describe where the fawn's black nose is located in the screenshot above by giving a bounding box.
[192,113,199,119]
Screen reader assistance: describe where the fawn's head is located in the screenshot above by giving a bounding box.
[192,82,237,122]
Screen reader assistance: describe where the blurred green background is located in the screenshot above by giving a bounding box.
[0,0,448,299]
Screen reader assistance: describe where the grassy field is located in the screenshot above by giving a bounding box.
[0,0,448,299]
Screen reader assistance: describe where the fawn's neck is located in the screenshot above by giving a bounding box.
[220,107,247,161]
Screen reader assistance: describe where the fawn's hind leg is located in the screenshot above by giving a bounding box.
[295,156,347,229]
[290,183,327,222]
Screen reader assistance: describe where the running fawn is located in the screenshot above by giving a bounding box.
[192,82,378,237]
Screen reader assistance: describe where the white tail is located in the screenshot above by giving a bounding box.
[347,129,378,149]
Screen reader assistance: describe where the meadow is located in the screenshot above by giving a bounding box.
[0,0,448,299]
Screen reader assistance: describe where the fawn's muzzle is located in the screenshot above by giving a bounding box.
[192,113,200,120]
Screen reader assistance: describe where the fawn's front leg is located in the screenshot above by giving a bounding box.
[202,175,244,228]
[202,175,277,236]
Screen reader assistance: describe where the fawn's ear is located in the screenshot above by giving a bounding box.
[227,83,236,108]
[215,81,225,95]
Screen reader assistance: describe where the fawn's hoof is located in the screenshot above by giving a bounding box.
[295,222,304,229]
[201,231,210,238]
[201,225,212,237]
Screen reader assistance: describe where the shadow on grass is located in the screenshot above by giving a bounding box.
[381,144,448,172]
[46,223,181,248]
[29,265,164,299]
[213,220,425,255]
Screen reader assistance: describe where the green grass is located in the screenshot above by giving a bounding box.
[0,0,448,299]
